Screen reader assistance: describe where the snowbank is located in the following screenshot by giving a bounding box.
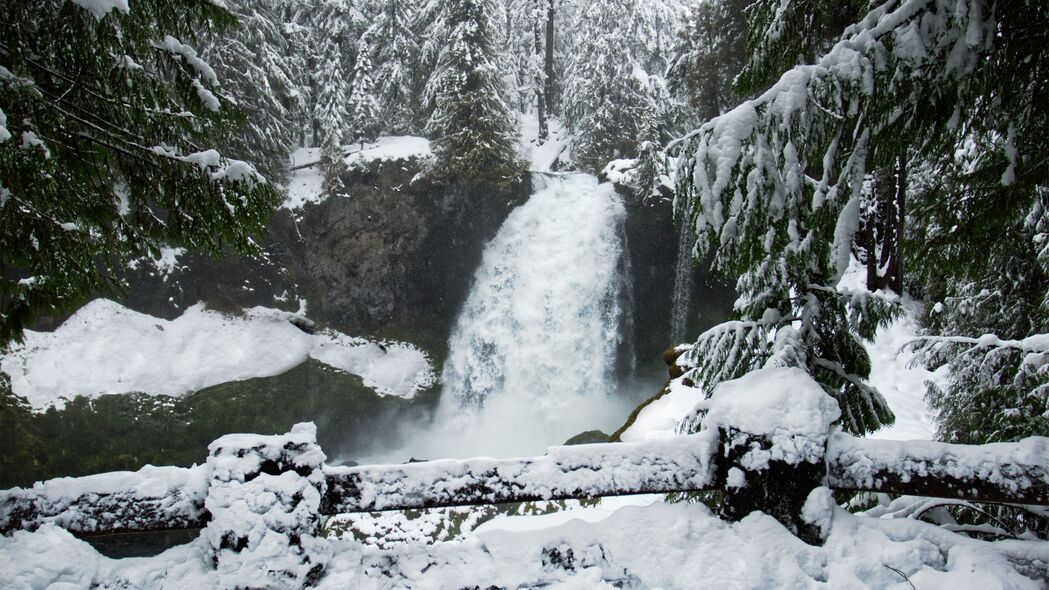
[0,299,433,410]
[1,500,1044,588]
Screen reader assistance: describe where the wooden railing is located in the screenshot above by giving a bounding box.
[2,403,1047,587]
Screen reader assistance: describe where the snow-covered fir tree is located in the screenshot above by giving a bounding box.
[561,0,684,172]
[0,0,278,340]
[200,0,304,184]
[316,32,349,195]
[363,0,423,134]
[349,37,381,147]
[673,0,1049,438]
[424,0,522,190]
[666,0,750,122]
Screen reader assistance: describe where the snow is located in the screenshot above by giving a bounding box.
[0,299,434,410]
[828,432,1049,495]
[71,0,129,20]
[19,131,50,159]
[704,367,840,436]
[324,431,719,513]
[191,78,220,112]
[281,137,433,211]
[618,378,705,442]
[838,257,943,441]
[0,463,209,534]
[519,114,568,172]
[204,423,330,589]
[342,135,431,168]
[283,147,325,210]
[158,36,218,85]
[2,500,1044,588]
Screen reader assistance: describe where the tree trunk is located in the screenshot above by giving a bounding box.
[534,0,547,141]
[544,0,555,116]
[892,154,906,294]
[864,153,906,293]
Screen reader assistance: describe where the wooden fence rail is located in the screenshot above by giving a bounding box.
[2,391,1048,588]
[2,430,1047,537]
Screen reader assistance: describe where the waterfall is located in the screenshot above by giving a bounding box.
[669,214,695,344]
[419,173,632,458]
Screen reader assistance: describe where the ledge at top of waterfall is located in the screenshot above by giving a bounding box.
[425,173,633,459]
[1,299,434,410]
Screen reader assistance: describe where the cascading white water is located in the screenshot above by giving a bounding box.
[669,214,695,344]
[408,173,632,458]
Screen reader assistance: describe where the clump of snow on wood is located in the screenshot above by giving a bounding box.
[0,299,434,410]
[204,423,330,588]
[704,367,840,436]
[0,464,209,534]
[323,432,718,513]
[828,432,1049,495]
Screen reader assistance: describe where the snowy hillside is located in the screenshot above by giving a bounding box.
[1,299,433,410]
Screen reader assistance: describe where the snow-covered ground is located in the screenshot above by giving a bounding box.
[836,257,944,441]
[2,499,1044,589]
[619,258,943,444]
[519,114,569,172]
[282,136,433,211]
[0,299,433,410]
[283,147,324,210]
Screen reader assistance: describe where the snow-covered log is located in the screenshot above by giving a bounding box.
[321,432,720,514]
[827,434,1049,506]
[0,465,208,534]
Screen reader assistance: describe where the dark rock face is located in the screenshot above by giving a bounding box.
[115,158,525,354]
[57,159,729,373]
[620,194,735,372]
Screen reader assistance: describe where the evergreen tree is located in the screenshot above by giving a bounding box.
[349,37,381,146]
[0,0,278,342]
[310,0,361,194]
[673,0,1048,436]
[424,0,522,190]
[364,0,422,135]
[562,0,684,172]
[666,0,750,122]
[200,0,303,184]
[303,0,364,149]
[316,32,348,196]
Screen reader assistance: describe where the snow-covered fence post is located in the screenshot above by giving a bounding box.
[702,368,841,545]
[203,422,331,589]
